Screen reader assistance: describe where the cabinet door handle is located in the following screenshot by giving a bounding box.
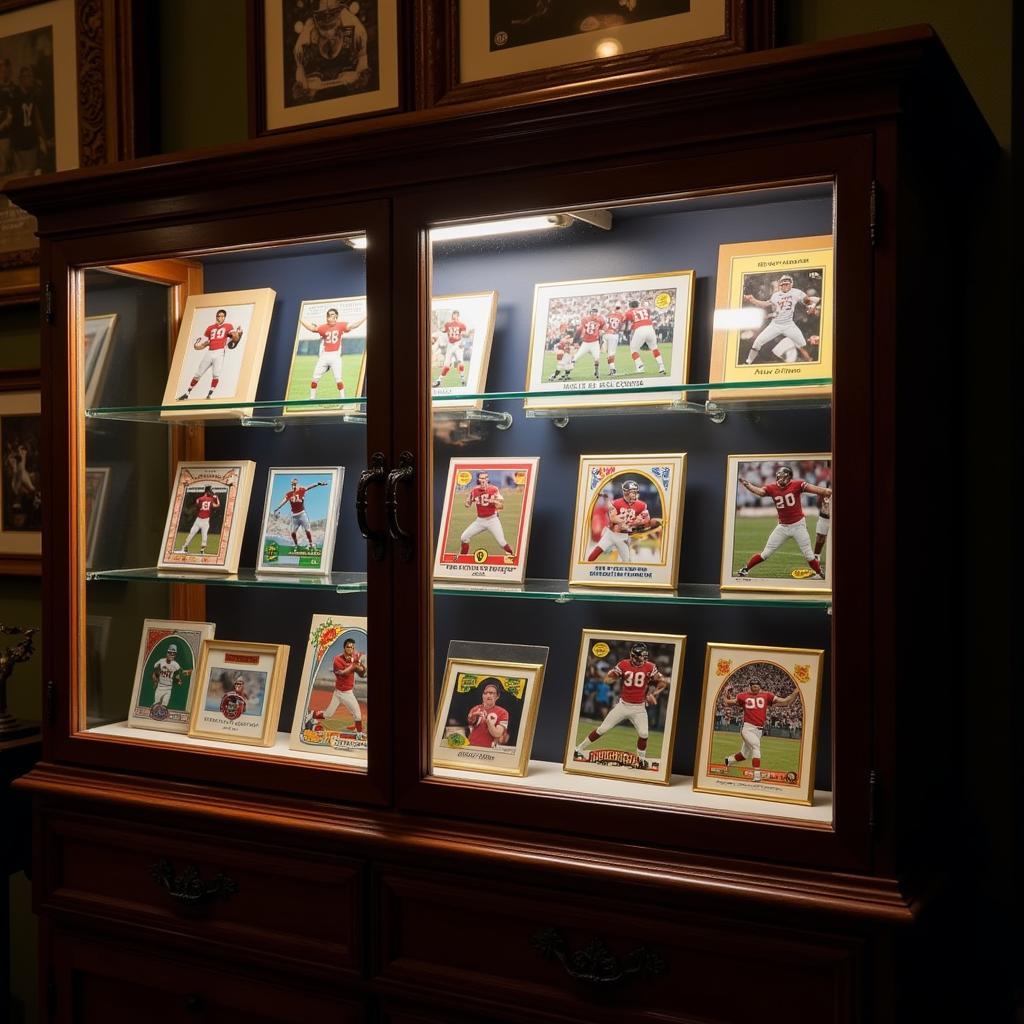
[356,452,388,562]
[385,451,414,562]
[532,928,665,986]
[150,859,238,906]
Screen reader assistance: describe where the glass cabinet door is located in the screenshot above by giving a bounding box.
[59,203,391,802]
[393,143,873,869]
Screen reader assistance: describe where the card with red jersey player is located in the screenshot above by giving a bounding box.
[693,643,824,807]
[255,467,344,574]
[434,457,539,585]
[188,639,289,747]
[568,453,686,590]
[158,460,256,574]
[721,453,832,594]
[710,235,833,403]
[523,271,694,412]
[289,615,368,763]
[563,630,686,786]
[431,647,547,777]
[429,291,498,411]
[161,288,276,421]
[283,296,367,417]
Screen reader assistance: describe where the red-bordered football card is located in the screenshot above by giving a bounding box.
[433,457,539,585]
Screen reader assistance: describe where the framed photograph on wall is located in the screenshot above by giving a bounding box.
[523,271,694,412]
[127,619,217,733]
[283,295,366,415]
[693,642,824,806]
[83,465,110,570]
[563,629,686,786]
[434,456,539,585]
[431,649,546,777]
[709,235,833,402]
[82,312,118,408]
[430,291,498,411]
[250,0,401,135]
[289,614,368,760]
[0,370,40,573]
[721,453,832,594]
[1,0,144,304]
[189,639,289,747]
[422,2,775,107]
[157,461,256,574]
[160,288,276,420]
[568,453,686,590]
[255,466,344,574]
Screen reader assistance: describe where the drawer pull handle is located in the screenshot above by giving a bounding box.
[385,451,415,562]
[150,859,239,906]
[532,927,665,986]
[356,452,388,561]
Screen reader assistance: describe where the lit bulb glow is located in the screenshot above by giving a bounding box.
[347,235,368,249]
[595,38,622,58]
[713,308,764,330]
[430,216,562,243]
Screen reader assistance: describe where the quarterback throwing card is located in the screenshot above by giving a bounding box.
[189,639,289,747]
[256,467,344,575]
[710,235,833,402]
[568,454,686,590]
[127,619,216,732]
[434,457,539,585]
[158,461,256,574]
[161,288,276,420]
[721,453,832,594]
[693,643,824,807]
[431,652,546,777]
[283,296,367,416]
[523,271,694,411]
[430,291,498,412]
[289,614,368,762]
[564,630,686,787]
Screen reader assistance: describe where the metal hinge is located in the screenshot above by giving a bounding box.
[46,679,57,725]
[869,181,879,247]
[868,768,880,832]
[43,281,55,325]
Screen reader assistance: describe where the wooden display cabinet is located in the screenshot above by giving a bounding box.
[8,27,993,1024]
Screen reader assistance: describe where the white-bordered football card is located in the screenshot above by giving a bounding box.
[523,271,694,411]
[256,467,344,575]
[283,296,367,416]
[160,288,276,420]
[157,460,256,574]
[83,312,118,408]
[563,629,686,786]
[127,619,216,733]
[693,643,824,806]
[189,639,289,747]
[289,614,368,763]
[721,453,832,594]
[568,453,686,590]
[434,456,539,585]
[430,291,498,412]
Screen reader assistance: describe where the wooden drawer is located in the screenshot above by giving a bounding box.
[49,926,367,1024]
[376,869,862,1024]
[40,810,364,976]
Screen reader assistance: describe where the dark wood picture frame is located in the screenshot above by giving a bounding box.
[0,368,41,574]
[419,0,776,108]
[0,0,151,306]
[246,0,406,137]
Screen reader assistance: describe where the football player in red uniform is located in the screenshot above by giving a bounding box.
[178,309,240,401]
[736,466,831,580]
[602,304,626,376]
[312,637,366,734]
[575,306,607,378]
[466,679,510,748]
[586,479,659,563]
[176,485,220,556]
[574,642,668,769]
[299,307,366,401]
[721,678,800,782]
[459,471,515,558]
[623,299,666,375]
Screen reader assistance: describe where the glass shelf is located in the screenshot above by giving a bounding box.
[86,396,368,428]
[342,407,514,431]
[434,579,830,609]
[86,569,829,609]
[86,567,369,594]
